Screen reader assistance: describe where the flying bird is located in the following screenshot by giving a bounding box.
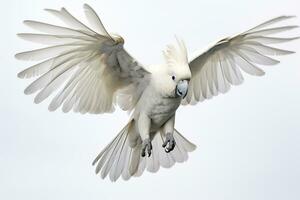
[16,4,299,181]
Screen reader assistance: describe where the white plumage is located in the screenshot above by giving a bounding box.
[16,4,299,181]
[183,16,299,105]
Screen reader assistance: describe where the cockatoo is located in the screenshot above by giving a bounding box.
[16,4,299,182]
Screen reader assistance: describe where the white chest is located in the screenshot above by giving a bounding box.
[134,83,181,131]
[146,96,181,130]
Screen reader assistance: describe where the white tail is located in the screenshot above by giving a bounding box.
[92,120,196,182]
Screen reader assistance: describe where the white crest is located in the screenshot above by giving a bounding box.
[163,37,188,68]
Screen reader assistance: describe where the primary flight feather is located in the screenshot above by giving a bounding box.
[16,4,299,181]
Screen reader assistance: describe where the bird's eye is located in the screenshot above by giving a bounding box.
[172,75,176,81]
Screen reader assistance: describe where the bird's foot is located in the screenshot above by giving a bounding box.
[162,133,176,153]
[141,138,152,157]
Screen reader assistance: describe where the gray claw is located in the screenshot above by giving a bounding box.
[162,133,176,153]
[141,138,152,157]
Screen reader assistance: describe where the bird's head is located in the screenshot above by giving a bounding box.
[153,38,191,98]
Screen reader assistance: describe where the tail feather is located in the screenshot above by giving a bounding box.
[101,126,128,179]
[93,132,120,173]
[121,147,133,180]
[129,145,141,176]
[108,131,129,181]
[92,121,196,182]
[133,156,146,177]
[110,138,129,181]
[157,133,173,168]
[174,130,197,152]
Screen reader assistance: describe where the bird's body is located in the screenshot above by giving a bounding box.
[16,4,299,181]
[134,85,180,131]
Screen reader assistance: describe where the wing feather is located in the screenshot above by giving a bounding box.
[245,16,296,33]
[245,36,300,44]
[17,33,95,45]
[45,8,97,34]
[241,42,295,55]
[15,44,87,61]
[184,16,298,105]
[17,4,150,114]
[246,25,298,36]
[23,20,96,38]
[83,4,113,38]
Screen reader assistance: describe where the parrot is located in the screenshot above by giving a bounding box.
[16,4,299,181]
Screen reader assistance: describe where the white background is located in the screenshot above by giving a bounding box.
[1,0,300,199]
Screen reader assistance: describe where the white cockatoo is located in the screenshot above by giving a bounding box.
[16,4,299,181]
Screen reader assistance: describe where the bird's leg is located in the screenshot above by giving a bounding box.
[138,113,152,157]
[141,138,152,157]
[162,115,176,153]
[162,132,176,153]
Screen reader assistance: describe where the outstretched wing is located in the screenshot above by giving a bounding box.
[182,16,299,105]
[16,4,150,114]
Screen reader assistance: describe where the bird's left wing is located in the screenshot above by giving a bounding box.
[182,16,299,105]
[16,4,150,114]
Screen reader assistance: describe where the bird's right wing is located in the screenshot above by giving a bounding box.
[16,4,150,114]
